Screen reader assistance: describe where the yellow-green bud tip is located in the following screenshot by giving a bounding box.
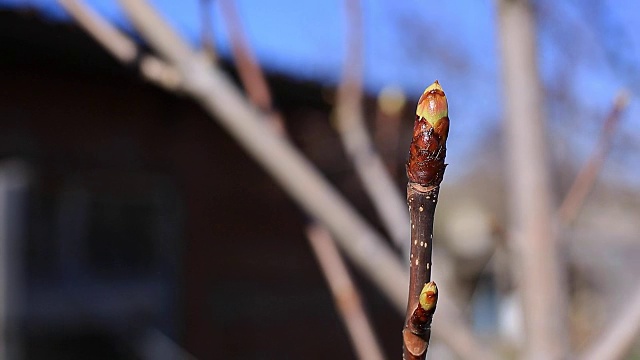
[416,80,448,127]
[424,80,443,93]
[419,281,438,311]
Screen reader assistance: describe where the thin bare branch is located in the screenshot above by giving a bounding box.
[198,0,218,61]
[58,0,181,91]
[558,91,629,224]
[219,0,272,112]
[497,0,568,358]
[334,0,409,257]
[218,0,284,133]
[580,285,640,360]
[117,0,408,311]
[306,224,385,360]
[402,81,448,360]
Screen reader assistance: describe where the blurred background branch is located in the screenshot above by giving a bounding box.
[58,0,181,91]
[115,0,410,312]
[559,91,629,225]
[306,224,384,360]
[497,0,568,358]
[333,0,409,258]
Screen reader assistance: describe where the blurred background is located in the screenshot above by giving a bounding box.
[0,0,639,359]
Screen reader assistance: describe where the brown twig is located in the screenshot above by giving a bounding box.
[402,81,449,360]
[58,0,181,91]
[218,0,285,134]
[306,224,385,360]
[219,0,272,114]
[558,91,629,224]
[334,0,409,257]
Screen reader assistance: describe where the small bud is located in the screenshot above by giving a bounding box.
[419,281,438,312]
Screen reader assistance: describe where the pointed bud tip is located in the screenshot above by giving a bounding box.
[416,81,448,126]
[424,80,442,93]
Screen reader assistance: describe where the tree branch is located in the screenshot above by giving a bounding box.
[306,224,385,360]
[219,6,384,357]
[558,91,629,224]
[218,0,284,134]
[497,0,568,358]
[198,0,218,61]
[219,0,272,114]
[402,81,448,360]
[117,0,408,312]
[58,0,181,91]
[334,0,409,257]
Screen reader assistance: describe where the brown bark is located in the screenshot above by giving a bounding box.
[402,81,449,359]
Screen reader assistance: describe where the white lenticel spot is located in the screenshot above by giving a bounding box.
[419,206,424,212]
[426,263,430,269]
[415,259,419,265]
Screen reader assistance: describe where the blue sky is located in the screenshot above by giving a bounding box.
[2,0,639,183]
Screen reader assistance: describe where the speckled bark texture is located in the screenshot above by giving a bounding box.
[402,81,448,360]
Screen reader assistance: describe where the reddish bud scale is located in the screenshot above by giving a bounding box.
[406,81,449,187]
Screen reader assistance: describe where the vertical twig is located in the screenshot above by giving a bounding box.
[497,0,568,358]
[402,81,448,360]
[334,0,410,257]
[306,224,385,360]
[558,91,629,224]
